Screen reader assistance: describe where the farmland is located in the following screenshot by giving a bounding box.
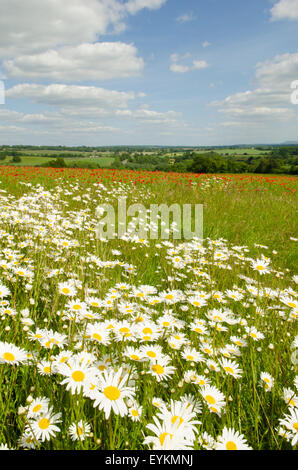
[0,165,297,450]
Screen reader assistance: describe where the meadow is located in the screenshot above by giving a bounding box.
[0,165,297,450]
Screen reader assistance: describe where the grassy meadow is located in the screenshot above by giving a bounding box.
[0,166,297,450]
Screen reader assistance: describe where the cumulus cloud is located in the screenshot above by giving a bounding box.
[270,0,298,21]
[3,42,144,81]
[125,0,167,15]
[6,83,136,109]
[176,12,196,23]
[210,52,298,133]
[169,53,209,73]
[0,0,167,59]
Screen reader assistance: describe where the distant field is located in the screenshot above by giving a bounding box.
[0,155,115,168]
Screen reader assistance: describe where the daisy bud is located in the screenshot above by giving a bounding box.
[5,326,10,331]
[26,395,33,403]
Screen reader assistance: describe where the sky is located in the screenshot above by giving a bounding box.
[0,0,298,146]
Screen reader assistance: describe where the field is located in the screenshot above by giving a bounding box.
[0,166,297,450]
[0,154,115,168]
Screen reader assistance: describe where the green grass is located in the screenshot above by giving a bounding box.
[0,169,297,450]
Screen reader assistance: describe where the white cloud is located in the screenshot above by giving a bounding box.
[202,41,211,48]
[169,54,209,73]
[0,0,167,59]
[170,63,191,73]
[270,0,298,21]
[176,12,196,23]
[124,0,167,15]
[4,42,144,81]
[192,60,209,70]
[6,84,136,109]
[210,52,298,141]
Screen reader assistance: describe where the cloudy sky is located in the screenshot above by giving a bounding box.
[0,0,298,146]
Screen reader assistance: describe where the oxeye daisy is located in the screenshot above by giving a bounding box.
[181,346,205,363]
[37,360,54,376]
[69,420,91,441]
[152,397,167,410]
[123,346,144,362]
[148,356,176,383]
[0,341,28,365]
[260,372,274,392]
[18,430,40,449]
[128,402,143,422]
[58,357,97,395]
[283,388,298,408]
[92,367,135,419]
[200,385,226,414]
[144,416,195,450]
[278,407,298,447]
[26,408,62,442]
[157,400,201,441]
[27,397,51,419]
[220,358,243,379]
[215,427,252,450]
[140,344,164,361]
[58,281,77,297]
[85,322,111,346]
[251,258,270,275]
[0,283,11,298]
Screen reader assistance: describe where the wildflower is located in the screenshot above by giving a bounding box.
[260,372,274,392]
[0,341,28,365]
[69,420,91,441]
[278,407,298,446]
[92,367,135,419]
[26,408,62,442]
[215,427,252,450]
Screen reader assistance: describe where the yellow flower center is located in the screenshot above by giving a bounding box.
[152,364,164,375]
[104,386,121,401]
[171,416,184,427]
[205,395,216,405]
[32,404,42,413]
[224,367,234,374]
[159,432,172,446]
[293,423,298,432]
[119,327,130,333]
[147,351,156,358]
[130,355,140,361]
[93,333,102,342]
[226,441,237,450]
[187,355,194,361]
[72,370,85,382]
[62,288,70,294]
[131,409,139,417]
[143,327,153,335]
[38,418,50,430]
[3,352,15,362]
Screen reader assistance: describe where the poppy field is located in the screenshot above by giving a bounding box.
[0,165,297,450]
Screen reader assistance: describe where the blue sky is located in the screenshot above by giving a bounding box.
[0,0,298,146]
